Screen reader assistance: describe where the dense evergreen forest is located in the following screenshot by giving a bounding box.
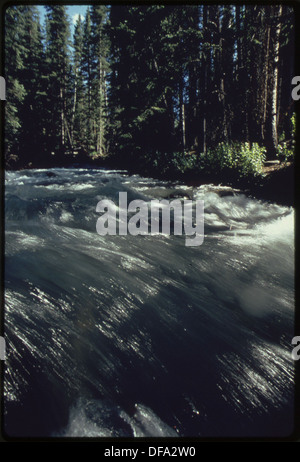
[4,4,296,188]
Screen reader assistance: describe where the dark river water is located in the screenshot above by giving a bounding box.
[3,167,295,438]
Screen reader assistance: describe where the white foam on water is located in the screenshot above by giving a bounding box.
[121,404,178,438]
[5,169,295,438]
[59,399,178,438]
[59,401,114,437]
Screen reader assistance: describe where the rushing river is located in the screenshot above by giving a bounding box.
[3,167,295,438]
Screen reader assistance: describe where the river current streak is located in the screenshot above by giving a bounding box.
[3,167,295,438]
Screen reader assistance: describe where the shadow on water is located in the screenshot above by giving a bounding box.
[3,168,295,439]
[4,248,294,438]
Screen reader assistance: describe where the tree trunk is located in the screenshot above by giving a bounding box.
[179,72,186,151]
[60,86,64,147]
[270,5,282,156]
[261,19,270,142]
[71,69,78,144]
[201,5,208,155]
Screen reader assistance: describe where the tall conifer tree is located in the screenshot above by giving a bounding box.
[44,5,71,154]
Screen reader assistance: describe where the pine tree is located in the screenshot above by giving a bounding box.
[4,6,27,164]
[44,5,71,156]
[82,7,93,152]
[270,5,283,156]
[108,5,143,161]
[4,4,295,170]
[72,14,85,150]
[90,5,110,156]
[18,6,47,164]
[108,6,201,162]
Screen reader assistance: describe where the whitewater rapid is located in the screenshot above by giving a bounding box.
[3,167,295,438]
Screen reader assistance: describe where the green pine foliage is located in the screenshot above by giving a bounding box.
[44,5,71,154]
[4,4,295,183]
[71,15,85,150]
[5,6,28,162]
[90,5,110,157]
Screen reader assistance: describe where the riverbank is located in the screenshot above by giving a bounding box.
[246,162,295,207]
[105,157,295,208]
[5,153,295,207]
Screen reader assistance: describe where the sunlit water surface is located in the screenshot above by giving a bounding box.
[4,168,295,438]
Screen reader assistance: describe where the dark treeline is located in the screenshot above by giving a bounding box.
[5,4,109,168]
[4,4,295,173]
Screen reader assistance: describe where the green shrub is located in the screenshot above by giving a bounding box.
[276,113,295,162]
[169,151,199,173]
[204,142,266,177]
[146,149,199,176]
[277,113,296,162]
[143,142,266,181]
[276,142,294,162]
